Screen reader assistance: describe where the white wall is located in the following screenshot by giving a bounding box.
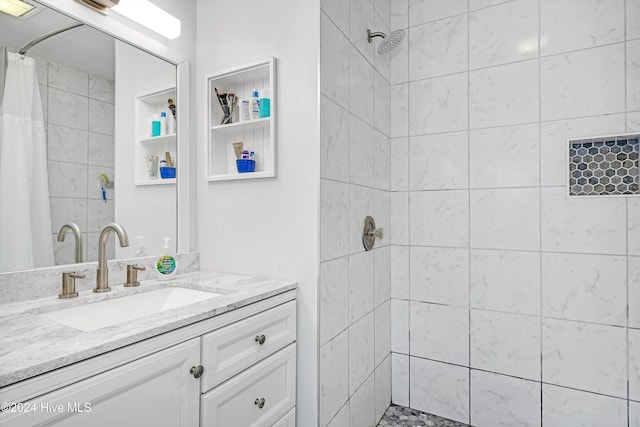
[195,1,320,425]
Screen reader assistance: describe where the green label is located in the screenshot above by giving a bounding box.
[157,256,176,275]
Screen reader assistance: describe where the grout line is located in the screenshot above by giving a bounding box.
[466,1,473,424]
[537,0,544,423]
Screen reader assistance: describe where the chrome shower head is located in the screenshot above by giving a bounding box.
[367,28,406,54]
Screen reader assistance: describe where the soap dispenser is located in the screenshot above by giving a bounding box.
[155,237,177,281]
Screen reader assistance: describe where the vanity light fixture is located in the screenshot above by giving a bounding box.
[75,0,119,16]
[0,0,35,17]
[112,0,181,39]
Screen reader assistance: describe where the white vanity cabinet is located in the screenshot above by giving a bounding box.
[0,291,296,427]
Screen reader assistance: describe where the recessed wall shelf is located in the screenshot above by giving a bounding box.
[205,58,276,182]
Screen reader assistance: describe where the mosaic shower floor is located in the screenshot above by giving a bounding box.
[377,404,470,427]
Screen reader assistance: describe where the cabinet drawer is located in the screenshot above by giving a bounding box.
[200,301,296,391]
[273,408,296,427]
[200,344,296,427]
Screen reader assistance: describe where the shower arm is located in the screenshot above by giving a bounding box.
[367,29,387,43]
[18,23,84,56]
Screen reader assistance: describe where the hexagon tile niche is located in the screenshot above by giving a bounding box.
[569,134,639,197]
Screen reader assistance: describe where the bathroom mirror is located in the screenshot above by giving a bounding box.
[0,1,177,273]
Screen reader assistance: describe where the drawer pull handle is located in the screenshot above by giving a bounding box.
[254,398,266,409]
[190,365,204,379]
[255,334,266,345]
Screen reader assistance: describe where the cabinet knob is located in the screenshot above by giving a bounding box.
[255,334,266,345]
[254,398,266,409]
[190,365,204,378]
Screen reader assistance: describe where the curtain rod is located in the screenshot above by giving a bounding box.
[19,23,84,56]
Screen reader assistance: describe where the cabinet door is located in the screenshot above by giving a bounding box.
[273,408,296,427]
[201,344,296,427]
[1,338,200,427]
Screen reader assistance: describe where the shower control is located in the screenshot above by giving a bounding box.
[362,215,383,251]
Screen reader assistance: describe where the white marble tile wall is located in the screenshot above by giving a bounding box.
[38,57,115,266]
[387,0,640,425]
[320,0,392,425]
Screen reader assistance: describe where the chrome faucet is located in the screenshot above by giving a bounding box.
[95,223,129,293]
[57,222,83,264]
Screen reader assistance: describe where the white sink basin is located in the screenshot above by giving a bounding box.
[40,287,222,332]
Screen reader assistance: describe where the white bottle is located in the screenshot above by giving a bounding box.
[135,236,146,257]
[159,111,167,136]
[249,88,260,120]
[155,237,177,281]
[167,113,176,135]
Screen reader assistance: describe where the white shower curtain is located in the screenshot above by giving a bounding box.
[0,52,54,271]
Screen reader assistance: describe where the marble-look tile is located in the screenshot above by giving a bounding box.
[88,99,114,136]
[390,137,409,191]
[39,84,48,123]
[321,96,350,182]
[47,161,88,198]
[630,0,640,40]
[410,302,469,366]
[392,353,409,407]
[541,187,626,255]
[48,87,88,130]
[375,301,391,366]
[409,73,468,135]
[87,165,114,200]
[630,257,640,328]
[390,192,409,245]
[390,30,409,85]
[470,370,541,427]
[409,15,467,81]
[47,124,89,164]
[390,245,409,299]
[542,384,627,427]
[541,44,625,121]
[410,131,468,190]
[350,117,375,187]
[540,114,626,186]
[471,309,540,380]
[350,185,375,253]
[630,328,640,401]
[53,233,84,266]
[375,131,391,190]
[320,257,350,345]
[375,72,391,138]
[350,0,375,64]
[542,253,626,326]
[375,0,390,29]
[320,330,350,426]
[469,123,539,188]
[350,374,376,427]
[88,132,114,168]
[410,247,469,306]
[542,319,627,398]
[374,246,391,307]
[470,188,540,251]
[408,0,467,27]
[327,402,349,427]
[391,299,409,353]
[349,311,375,395]
[470,60,539,129]
[350,47,375,126]
[391,83,409,137]
[88,74,115,104]
[630,112,640,132]
[87,199,115,233]
[321,0,349,35]
[470,249,540,315]
[49,198,88,236]
[390,0,408,29]
[321,180,350,261]
[35,57,48,85]
[349,251,375,323]
[85,231,115,262]
[321,13,350,109]
[410,357,470,424]
[540,0,624,56]
[374,355,392,422]
[374,190,391,245]
[631,401,640,427]
[374,11,392,82]
[629,39,640,111]
[469,0,538,69]
[410,190,469,247]
[48,62,88,96]
[468,0,511,9]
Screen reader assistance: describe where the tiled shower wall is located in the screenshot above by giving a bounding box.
[319,0,393,425]
[388,0,640,426]
[35,59,116,264]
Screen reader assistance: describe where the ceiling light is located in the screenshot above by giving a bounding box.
[0,0,35,17]
[112,0,181,39]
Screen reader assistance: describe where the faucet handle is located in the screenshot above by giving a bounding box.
[60,272,85,299]
[124,264,146,287]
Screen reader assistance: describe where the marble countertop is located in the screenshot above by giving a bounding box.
[0,270,296,388]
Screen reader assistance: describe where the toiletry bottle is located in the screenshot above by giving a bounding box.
[249,89,260,120]
[160,111,167,136]
[135,236,146,257]
[239,99,250,122]
[155,237,177,281]
[151,114,161,137]
[259,89,270,118]
[167,110,176,135]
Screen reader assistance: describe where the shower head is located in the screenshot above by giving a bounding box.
[367,28,406,54]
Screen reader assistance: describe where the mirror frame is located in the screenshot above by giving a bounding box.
[35,0,195,255]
